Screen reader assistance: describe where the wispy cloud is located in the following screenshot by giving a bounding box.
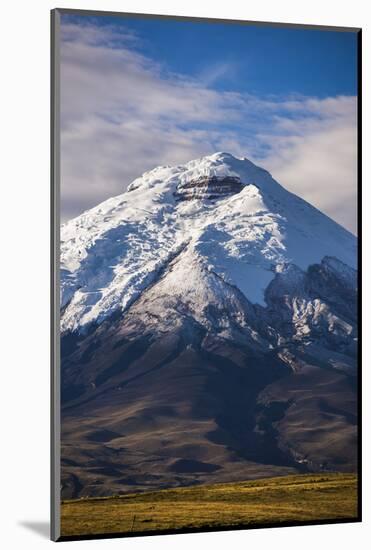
[60,21,357,234]
[198,61,240,87]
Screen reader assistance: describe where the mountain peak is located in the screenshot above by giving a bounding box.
[61,153,356,333]
[206,151,238,161]
[127,152,270,195]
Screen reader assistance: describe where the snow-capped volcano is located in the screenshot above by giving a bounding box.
[61,152,356,333]
[60,152,358,499]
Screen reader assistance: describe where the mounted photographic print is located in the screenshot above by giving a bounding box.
[51,8,361,541]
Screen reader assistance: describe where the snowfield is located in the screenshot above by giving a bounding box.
[61,152,357,333]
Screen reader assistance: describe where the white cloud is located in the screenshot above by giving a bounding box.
[60,21,357,234]
[260,96,357,233]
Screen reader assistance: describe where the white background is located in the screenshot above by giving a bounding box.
[0,0,369,548]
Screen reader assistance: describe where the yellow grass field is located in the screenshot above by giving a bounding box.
[61,473,358,538]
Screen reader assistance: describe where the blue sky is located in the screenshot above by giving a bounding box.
[66,16,357,98]
[84,15,357,97]
[60,13,358,232]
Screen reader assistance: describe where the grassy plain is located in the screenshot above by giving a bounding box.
[61,473,358,538]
